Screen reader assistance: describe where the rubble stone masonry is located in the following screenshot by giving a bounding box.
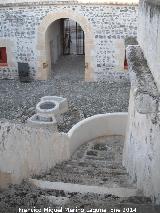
[0,1,138,80]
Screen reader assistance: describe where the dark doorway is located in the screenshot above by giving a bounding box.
[46,18,85,80]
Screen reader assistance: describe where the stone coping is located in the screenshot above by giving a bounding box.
[127,45,160,116]
[127,45,160,99]
[0,1,138,8]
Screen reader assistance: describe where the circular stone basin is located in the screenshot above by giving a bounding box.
[39,102,56,110]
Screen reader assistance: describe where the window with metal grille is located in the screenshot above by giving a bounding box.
[63,19,85,55]
[0,47,7,66]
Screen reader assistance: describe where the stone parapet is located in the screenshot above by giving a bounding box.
[138,0,160,92]
[123,45,160,204]
[127,45,160,115]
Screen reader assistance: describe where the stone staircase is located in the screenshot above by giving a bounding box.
[29,136,160,212]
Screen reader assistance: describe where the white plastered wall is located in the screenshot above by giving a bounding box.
[45,19,62,74]
[138,1,160,92]
[0,113,128,188]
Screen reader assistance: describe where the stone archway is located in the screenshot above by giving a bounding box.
[36,10,95,81]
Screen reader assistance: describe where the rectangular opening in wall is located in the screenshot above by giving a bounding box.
[0,47,7,66]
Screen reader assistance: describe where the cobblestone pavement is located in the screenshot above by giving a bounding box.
[51,55,85,81]
[0,76,130,132]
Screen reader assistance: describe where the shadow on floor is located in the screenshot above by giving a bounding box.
[51,55,85,81]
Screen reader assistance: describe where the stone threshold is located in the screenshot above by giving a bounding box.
[29,178,140,198]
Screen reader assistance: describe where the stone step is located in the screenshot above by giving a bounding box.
[45,165,128,177]
[41,194,159,213]
[37,135,134,188]
[29,178,139,198]
[27,179,159,213]
[40,171,133,188]
[52,159,127,171]
[38,158,134,188]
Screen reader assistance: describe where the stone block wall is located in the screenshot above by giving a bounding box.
[0,1,138,80]
[138,0,160,92]
[123,45,160,204]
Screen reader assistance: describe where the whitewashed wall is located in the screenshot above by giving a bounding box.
[46,19,62,73]
[0,112,128,188]
[138,0,160,92]
[123,45,160,205]
[0,120,70,188]
[124,0,160,204]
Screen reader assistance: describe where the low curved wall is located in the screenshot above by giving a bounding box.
[68,113,128,155]
[0,113,128,188]
[0,121,69,188]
